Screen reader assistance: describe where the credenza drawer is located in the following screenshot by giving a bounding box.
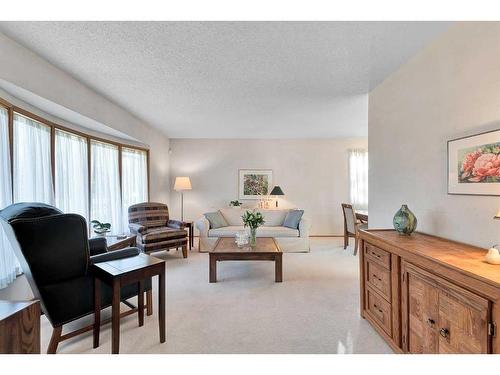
[365,258,391,301]
[364,243,391,269]
[365,286,392,336]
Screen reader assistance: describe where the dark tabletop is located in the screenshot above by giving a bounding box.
[92,253,164,277]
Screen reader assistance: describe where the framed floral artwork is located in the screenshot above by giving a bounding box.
[448,129,500,195]
[239,169,273,199]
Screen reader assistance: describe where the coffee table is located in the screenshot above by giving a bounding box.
[209,237,282,283]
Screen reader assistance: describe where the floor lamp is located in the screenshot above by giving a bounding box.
[174,177,192,221]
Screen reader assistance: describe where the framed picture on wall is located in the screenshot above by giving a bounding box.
[448,128,500,195]
[239,169,273,199]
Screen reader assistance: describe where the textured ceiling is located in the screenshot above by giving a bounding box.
[0,22,451,138]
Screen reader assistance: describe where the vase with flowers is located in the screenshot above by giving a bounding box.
[242,210,265,246]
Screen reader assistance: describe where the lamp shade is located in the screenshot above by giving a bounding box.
[495,209,500,219]
[174,177,192,191]
[270,185,285,196]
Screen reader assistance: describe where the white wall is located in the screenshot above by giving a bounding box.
[369,22,500,248]
[169,138,367,235]
[0,33,170,204]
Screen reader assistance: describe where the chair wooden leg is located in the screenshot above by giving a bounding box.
[182,244,188,258]
[138,280,144,327]
[47,326,62,354]
[354,234,359,256]
[344,233,348,249]
[146,288,153,316]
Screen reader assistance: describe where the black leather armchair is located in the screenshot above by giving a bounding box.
[0,203,153,353]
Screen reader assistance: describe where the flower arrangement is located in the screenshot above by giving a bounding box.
[242,210,265,246]
[459,143,500,183]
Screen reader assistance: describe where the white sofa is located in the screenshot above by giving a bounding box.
[195,208,310,252]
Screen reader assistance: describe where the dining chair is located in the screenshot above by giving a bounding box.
[341,203,361,255]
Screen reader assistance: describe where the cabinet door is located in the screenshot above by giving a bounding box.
[403,261,491,354]
[437,288,489,354]
[406,270,439,353]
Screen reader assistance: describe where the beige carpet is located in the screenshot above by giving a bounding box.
[39,237,392,354]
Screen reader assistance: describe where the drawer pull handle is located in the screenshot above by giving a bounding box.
[373,304,383,314]
[372,274,382,281]
[427,318,435,326]
[439,328,449,338]
[371,251,381,258]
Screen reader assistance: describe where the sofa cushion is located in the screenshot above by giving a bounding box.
[208,225,299,238]
[220,208,290,226]
[283,209,304,229]
[204,211,228,229]
[219,208,245,226]
[255,209,289,226]
[142,227,187,243]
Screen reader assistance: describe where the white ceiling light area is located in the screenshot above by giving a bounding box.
[0,22,452,138]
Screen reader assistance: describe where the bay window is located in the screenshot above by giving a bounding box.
[0,106,20,289]
[13,113,54,204]
[90,140,123,234]
[0,100,149,289]
[121,147,148,230]
[55,129,89,219]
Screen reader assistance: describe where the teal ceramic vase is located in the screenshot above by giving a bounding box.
[393,205,417,235]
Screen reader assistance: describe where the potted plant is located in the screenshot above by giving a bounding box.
[242,210,265,246]
[90,220,111,235]
[230,200,242,207]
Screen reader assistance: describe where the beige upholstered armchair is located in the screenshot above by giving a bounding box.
[128,202,188,258]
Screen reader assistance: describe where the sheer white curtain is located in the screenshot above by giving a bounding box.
[121,147,148,230]
[13,113,54,204]
[91,140,123,234]
[0,107,20,289]
[55,129,89,220]
[348,149,368,210]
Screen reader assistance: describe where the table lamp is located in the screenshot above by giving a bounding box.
[174,177,192,221]
[270,185,285,208]
[495,209,500,219]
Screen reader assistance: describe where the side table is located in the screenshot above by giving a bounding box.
[93,253,166,354]
[183,221,194,250]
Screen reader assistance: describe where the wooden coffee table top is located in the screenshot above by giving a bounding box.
[211,237,281,253]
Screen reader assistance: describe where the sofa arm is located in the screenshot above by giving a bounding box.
[89,237,108,256]
[90,247,140,265]
[298,217,311,238]
[129,223,146,234]
[168,219,185,229]
[195,217,210,237]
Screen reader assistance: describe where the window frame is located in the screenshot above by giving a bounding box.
[0,97,150,230]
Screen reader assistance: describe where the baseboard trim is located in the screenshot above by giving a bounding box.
[310,235,343,238]
[193,235,343,238]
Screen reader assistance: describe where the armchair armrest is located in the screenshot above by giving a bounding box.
[195,217,210,237]
[298,217,311,238]
[167,219,185,229]
[129,223,146,234]
[89,237,108,256]
[90,247,140,265]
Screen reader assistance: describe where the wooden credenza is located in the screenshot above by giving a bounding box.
[359,229,500,354]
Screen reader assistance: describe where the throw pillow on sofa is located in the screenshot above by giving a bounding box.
[204,211,228,229]
[283,209,304,229]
